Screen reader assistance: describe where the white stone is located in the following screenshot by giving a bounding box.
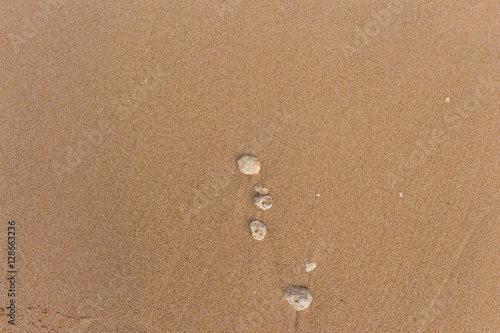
[254,195,272,211]
[249,221,267,240]
[284,286,313,311]
[305,261,316,272]
[238,155,261,175]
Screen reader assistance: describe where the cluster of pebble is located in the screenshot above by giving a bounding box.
[237,155,313,311]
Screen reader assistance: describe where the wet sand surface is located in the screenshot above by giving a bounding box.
[1,1,499,332]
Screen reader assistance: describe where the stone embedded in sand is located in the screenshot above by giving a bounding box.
[305,261,316,272]
[254,195,272,211]
[249,221,267,240]
[284,286,313,311]
[238,155,261,175]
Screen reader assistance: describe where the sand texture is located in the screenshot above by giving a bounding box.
[1,1,499,332]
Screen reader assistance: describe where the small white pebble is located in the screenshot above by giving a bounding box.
[238,155,261,175]
[305,261,316,272]
[399,192,403,198]
[444,97,450,103]
[316,193,320,197]
[284,286,313,311]
[254,195,273,211]
[249,221,267,240]
[254,185,269,195]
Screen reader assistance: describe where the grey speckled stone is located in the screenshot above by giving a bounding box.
[284,286,313,311]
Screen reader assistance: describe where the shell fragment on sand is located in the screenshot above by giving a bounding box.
[249,221,267,240]
[254,185,268,195]
[237,155,261,175]
[305,261,316,272]
[254,195,272,211]
[284,286,313,311]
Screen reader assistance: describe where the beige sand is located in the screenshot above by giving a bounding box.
[1,1,499,332]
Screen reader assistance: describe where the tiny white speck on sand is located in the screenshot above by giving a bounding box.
[305,261,317,272]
